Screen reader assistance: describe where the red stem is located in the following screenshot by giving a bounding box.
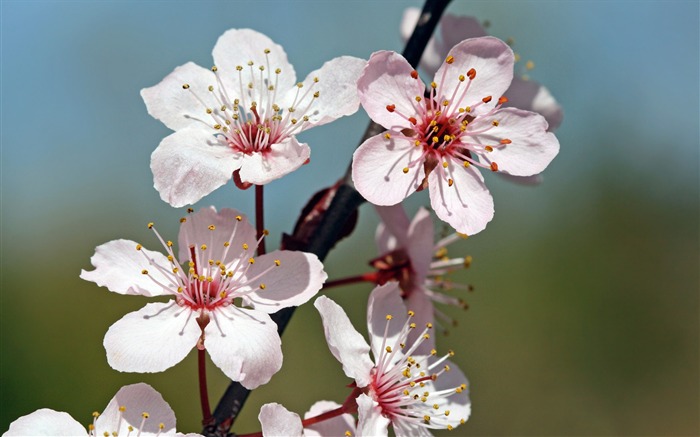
[255,185,266,255]
[324,272,379,289]
[199,348,212,424]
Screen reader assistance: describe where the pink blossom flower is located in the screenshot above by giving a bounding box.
[80,207,326,389]
[3,383,199,437]
[401,7,563,131]
[352,37,560,235]
[142,29,365,207]
[258,401,355,437]
[372,205,472,347]
[315,283,471,436]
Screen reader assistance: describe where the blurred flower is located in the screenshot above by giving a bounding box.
[80,207,326,389]
[258,401,355,437]
[373,205,472,346]
[352,38,560,235]
[315,284,471,436]
[3,383,199,437]
[401,7,563,131]
[142,28,365,207]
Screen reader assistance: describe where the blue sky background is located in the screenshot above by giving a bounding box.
[2,1,698,435]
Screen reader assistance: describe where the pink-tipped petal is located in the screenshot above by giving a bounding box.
[258,403,303,437]
[406,207,434,280]
[473,108,559,176]
[177,207,256,266]
[428,158,494,236]
[212,29,296,105]
[96,383,176,436]
[204,306,282,389]
[245,251,326,313]
[357,51,425,130]
[80,239,172,297]
[367,283,409,360]
[141,62,218,132]
[151,127,240,207]
[237,136,310,186]
[104,302,200,373]
[4,409,87,436]
[352,134,424,206]
[356,394,390,437]
[291,56,365,130]
[436,37,514,115]
[505,76,563,131]
[314,296,374,387]
[304,401,355,437]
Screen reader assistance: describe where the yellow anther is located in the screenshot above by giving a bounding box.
[415,96,422,102]
[409,381,416,387]
[384,133,391,139]
[241,243,248,251]
[89,425,95,431]
[442,100,449,106]
[147,222,154,229]
[430,348,437,355]
[249,258,255,264]
[92,411,100,417]
[235,215,242,221]
[423,334,431,340]
[446,55,454,64]
[460,418,466,424]
[447,425,454,430]
[275,68,281,74]
[220,291,227,298]
[409,322,416,329]
[345,432,352,437]
[136,244,142,251]
[448,179,454,187]
[445,410,451,416]
[526,60,535,70]
[247,60,254,66]
[119,406,126,412]
[128,426,134,432]
[208,225,216,231]
[167,255,174,262]
[297,82,303,88]
[142,412,150,419]
[208,259,214,266]
[223,241,230,247]
[407,310,415,317]
[442,161,448,168]
[177,286,183,293]
[141,269,148,275]
[159,423,165,430]
[274,259,281,266]
[386,346,392,353]
[432,136,439,143]
[313,91,320,98]
[433,403,440,410]
[459,74,465,82]
[386,314,393,320]
[424,415,431,423]
[430,81,437,89]
[200,244,207,250]
[402,167,409,174]
[485,146,494,152]
[182,84,190,89]
[259,283,266,290]
[403,389,410,395]
[465,106,471,112]
[213,124,221,130]
[263,229,270,236]
[463,161,470,168]
[492,120,500,126]
[211,65,218,72]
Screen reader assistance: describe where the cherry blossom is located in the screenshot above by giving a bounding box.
[401,7,563,131]
[142,29,365,207]
[3,383,199,437]
[352,37,560,235]
[257,401,355,437]
[80,207,326,389]
[315,283,471,436]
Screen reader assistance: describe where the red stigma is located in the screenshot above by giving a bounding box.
[410,70,419,79]
[490,162,499,172]
[386,104,396,113]
[408,117,417,125]
[482,96,492,104]
[498,96,508,105]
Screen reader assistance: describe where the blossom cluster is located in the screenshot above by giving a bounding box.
[5,7,560,437]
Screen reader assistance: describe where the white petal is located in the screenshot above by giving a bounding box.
[472,108,559,176]
[356,394,390,437]
[205,306,282,389]
[400,8,444,77]
[304,401,355,437]
[403,290,435,356]
[436,37,514,116]
[357,51,425,130]
[258,403,303,437]
[237,136,310,185]
[374,205,411,251]
[352,134,424,206]
[244,251,326,313]
[81,239,173,297]
[4,409,86,436]
[406,207,434,280]
[151,127,240,207]
[439,14,488,52]
[212,29,296,106]
[288,56,365,130]
[95,383,176,436]
[141,62,218,132]
[367,283,409,360]
[428,359,471,429]
[177,206,256,267]
[314,296,374,387]
[428,157,494,236]
[505,76,563,131]
[104,302,199,373]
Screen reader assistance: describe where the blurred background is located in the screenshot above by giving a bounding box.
[2,1,698,435]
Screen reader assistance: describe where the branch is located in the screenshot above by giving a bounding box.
[205,1,452,435]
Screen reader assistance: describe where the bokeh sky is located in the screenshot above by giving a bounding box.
[2,1,698,436]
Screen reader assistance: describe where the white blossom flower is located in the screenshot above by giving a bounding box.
[142,29,365,206]
[80,207,327,389]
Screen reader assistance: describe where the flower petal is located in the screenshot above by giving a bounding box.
[244,250,326,313]
[472,108,559,176]
[258,403,303,437]
[357,51,425,130]
[286,56,365,130]
[428,157,494,235]
[104,302,200,373]
[505,77,563,131]
[80,239,173,297]
[314,296,373,387]
[96,383,176,436]
[403,289,435,355]
[236,136,310,185]
[4,409,86,436]
[212,29,296,106]
[177,206,256,267]
[356,394,390,437]
[304,401,355,437]
[151,127,240,207]
[141,62,218,132]
[439,14,487,54]
[437,37,513,116]
[205,306,282,389]
[367,283,409,359]
[352,134,424,206]
[374,205,411,251]
[400,8,444,77]
[426,359,471,429]
[406,207,434,280]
